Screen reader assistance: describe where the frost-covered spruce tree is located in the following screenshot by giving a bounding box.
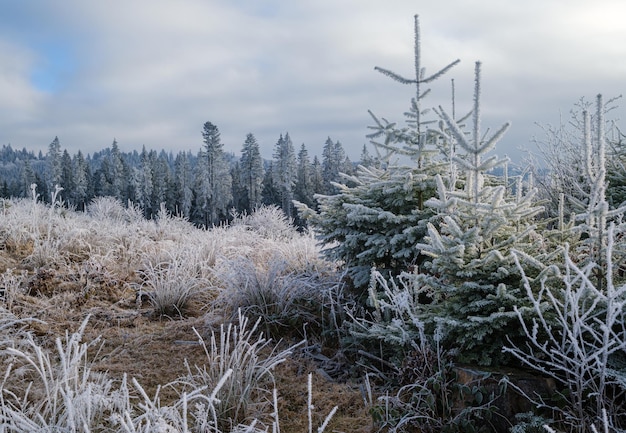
[414,62,548,366]
[273,133,297,219]
[296,15,460,290]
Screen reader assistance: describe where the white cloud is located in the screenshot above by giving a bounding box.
[1,0,625,161]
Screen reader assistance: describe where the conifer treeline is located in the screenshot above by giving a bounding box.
[0,123,374,227]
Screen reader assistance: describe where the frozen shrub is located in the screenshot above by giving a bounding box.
[505,226,626,431]
[231,205,298,241]
[86,196,143,224]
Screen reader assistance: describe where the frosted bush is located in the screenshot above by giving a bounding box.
[215,257,339,339]
[86,196,144,224]
[505,225,626,431]
[231,205,298,241]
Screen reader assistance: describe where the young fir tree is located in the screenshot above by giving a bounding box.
[413,62,547,366]
[296,14,460,290]
[531,96,624,223]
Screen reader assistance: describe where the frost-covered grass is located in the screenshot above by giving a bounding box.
[0,316,116,431]
[0,313,336,432]
[0,196,337,316]
[0,196,348,431]
[177,310,297,431]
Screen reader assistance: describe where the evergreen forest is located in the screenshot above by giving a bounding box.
[0,129,359,228]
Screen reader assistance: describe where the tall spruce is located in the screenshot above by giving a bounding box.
[239,133,264,212]
[294,143,316,208]
[150,151,171,215]
[197,121,232,226]
[296,14,459,290]
[321,137,347,194]
[71,150,90,210]
[109,139,128,202]
[272,133,297,219]
[261,161,280,207]
[58,149,74,204]
[173,151,194,218]
[45,136,62,195]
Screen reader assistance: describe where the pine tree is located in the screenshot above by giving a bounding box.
[239,133,264,212]
[198,121,232,226]
[45,136,62,196]
[272,133,297,219]
[294,143,315,208]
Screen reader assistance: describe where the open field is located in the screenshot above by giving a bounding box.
[0,197,372,432]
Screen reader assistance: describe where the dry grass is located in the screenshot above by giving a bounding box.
[0,198,371,432]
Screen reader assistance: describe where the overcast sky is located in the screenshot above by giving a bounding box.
[1,1,625,163]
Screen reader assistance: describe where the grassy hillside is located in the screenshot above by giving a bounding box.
[0,197,371,432]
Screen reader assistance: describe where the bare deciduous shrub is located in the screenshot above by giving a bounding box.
[505,225,626,432]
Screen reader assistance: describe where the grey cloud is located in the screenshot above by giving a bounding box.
[1,0,625,163]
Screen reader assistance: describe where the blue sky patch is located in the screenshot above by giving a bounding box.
[30,42,76,93]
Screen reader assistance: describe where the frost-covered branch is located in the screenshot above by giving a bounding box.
[506,224,626,431]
